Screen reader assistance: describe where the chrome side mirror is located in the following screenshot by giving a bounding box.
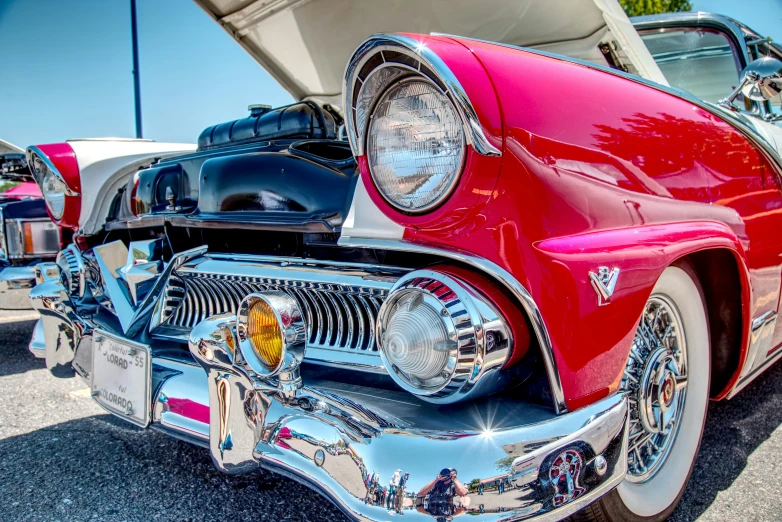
[721,57,782,111]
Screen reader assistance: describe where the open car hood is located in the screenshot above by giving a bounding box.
[0,139,33,183]
[194,0,668,108]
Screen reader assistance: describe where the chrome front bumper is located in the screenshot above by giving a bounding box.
[37,298,630,522]
[0,264,36,310]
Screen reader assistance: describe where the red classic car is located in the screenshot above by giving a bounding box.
[24,1,782,521]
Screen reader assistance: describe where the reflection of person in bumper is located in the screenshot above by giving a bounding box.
[387,469,401,509]
[417,468,468,518]
[395,472,410,512]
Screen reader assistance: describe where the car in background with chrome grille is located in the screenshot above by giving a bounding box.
[23,1,782,521]
[0,140,63,310]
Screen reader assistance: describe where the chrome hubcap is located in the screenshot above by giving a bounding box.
[622,295,687,483]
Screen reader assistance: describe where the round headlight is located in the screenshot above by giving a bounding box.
[41,169,67,220]
[377,270,512,404]
[367,78,465,213]
[237,292,306,378]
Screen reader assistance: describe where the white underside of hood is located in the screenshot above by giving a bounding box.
[194,0,667,108]
[0,139,23,155]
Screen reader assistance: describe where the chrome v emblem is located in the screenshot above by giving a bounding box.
[93,241,207,336]
[589,267,620,306]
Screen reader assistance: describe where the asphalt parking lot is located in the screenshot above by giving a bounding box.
[1,311,781,521]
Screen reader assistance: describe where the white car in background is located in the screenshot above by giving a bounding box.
[24,138,195,370]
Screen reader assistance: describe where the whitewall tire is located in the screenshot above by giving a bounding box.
[574,263,710,522]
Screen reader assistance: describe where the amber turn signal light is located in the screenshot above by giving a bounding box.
[246,298,283,369]
[236,291,306,380]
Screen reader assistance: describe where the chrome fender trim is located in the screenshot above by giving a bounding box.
[338,236,568,414]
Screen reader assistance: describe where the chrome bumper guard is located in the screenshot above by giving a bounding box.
[36,290,629,521]
[28,262,92,372]
[0,264,36,310]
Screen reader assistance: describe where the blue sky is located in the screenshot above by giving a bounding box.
[1,0,781,149]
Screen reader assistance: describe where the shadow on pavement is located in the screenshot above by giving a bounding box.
[670,360,782,520]
[0,319,43,378]
[0,413,349,521]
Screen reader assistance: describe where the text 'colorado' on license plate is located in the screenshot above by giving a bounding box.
[91,330,151,427]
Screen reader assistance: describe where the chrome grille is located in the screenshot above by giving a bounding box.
[159,273,186,325]
[169,272,385,352]
[153,255,408,369]
[59,246,83,296]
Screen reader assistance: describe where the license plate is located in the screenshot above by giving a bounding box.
[91,330,151,427]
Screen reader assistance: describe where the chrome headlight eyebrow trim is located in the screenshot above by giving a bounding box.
[343,33,501,158]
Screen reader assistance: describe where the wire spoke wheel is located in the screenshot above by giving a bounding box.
[623,295,688,483]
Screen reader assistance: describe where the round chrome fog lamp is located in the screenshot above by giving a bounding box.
[376,270,512,403]
[236,292,306,383]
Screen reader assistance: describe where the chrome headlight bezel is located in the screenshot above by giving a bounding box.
[376,269,512,404]
[343,35,501,216]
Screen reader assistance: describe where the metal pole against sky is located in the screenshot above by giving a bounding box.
[130,0,143,139]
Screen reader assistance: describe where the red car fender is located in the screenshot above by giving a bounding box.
[349,33,780,411]
[534,221,751,409]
